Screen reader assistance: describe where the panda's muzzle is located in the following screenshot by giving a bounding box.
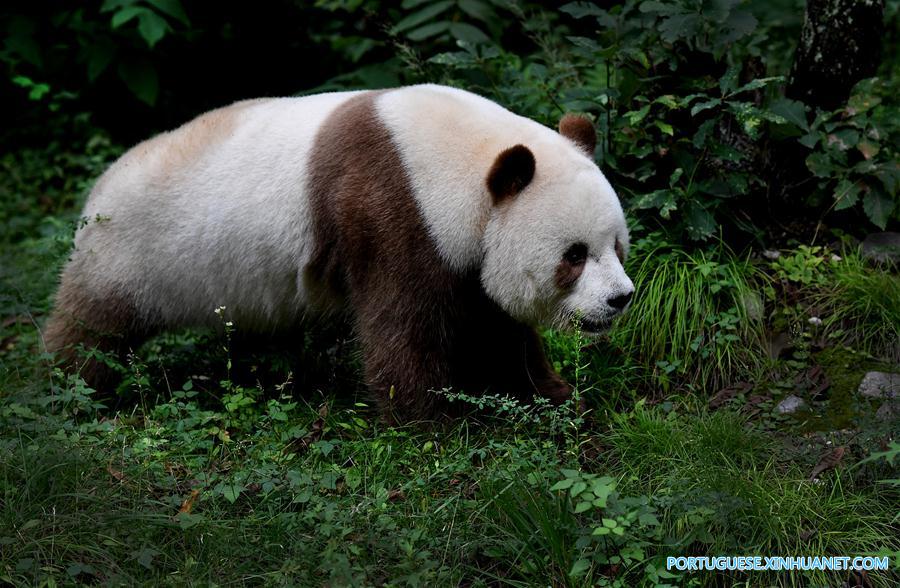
[580,317,611,333]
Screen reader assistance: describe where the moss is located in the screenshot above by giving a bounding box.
[809,346,897,432]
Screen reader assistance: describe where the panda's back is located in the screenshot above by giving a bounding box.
[74,90,364,330]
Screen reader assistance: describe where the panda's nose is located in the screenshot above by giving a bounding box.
[607,290,633,311]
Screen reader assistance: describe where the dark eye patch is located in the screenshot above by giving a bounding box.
[563,242,588,265]
[615,239,625,263]
[556,242,588,289]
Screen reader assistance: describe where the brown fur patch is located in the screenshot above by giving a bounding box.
[554,258,585,289]
[306,93,569,423]
[558,113,596,156]
[486,144,536,203]
[44,268,154,389]
[615,239,625,263]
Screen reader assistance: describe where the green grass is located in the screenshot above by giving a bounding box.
[812,252,900,362]
[604,406,897,568]
[612,239,769,392]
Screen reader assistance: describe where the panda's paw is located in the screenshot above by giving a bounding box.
[538,376,573,405]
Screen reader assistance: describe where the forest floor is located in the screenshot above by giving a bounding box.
[1,141,898,587]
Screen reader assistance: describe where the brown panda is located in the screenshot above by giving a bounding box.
[45,84,634,423]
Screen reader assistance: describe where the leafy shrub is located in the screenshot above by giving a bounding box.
[802,77,899,229]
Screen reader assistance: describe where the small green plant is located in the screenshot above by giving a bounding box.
[769,244,829,285]
[612,239,767,391]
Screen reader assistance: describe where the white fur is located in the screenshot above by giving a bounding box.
[480,161,633,331]
[75,91,363,329]
[71,84,632,333]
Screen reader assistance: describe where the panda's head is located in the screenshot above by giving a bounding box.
[480,114,634,334]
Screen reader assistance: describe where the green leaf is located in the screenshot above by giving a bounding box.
[138,12,170,48]
[117,58,159,105]
[654,94,678,109]
[566,35,600,52]
[654,120,674,135]
[658,14,701,43]
[111,6,148,28]
[863,190,894,230]
[146,0,190,25]
[639,1,685,16]
[626,104,650,125]
[798,132,820,148]
[770,98,809,131]
[693,119,715,148]
[5,18,43,67]
[406,20,451,41]
[847,81,882,114]
[806,152,835,178]
[590,476,615,507]
[314,439,335,456]
[827,129,860,151]
[833,179,862,211]
[574,500,593,513]
[101,0,136,13]
[684,202,716,240]
[569,558,591,578]
[728,76,783,97]
[458,0,497,24]
[690,98,721,116]
[391,1,454,34]
[85,39,117,81]
[561,2,612,24]
[632,190,677,219]
[550,478,574,491]
[449,22,489,44]
[571,481,587,497]
[221,483,244,503]
[857,139,879,160]
[719,65,740,95]
[874,161,900,195]
[721,9,758,44]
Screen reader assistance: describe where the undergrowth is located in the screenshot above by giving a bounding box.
[612,235,769,392]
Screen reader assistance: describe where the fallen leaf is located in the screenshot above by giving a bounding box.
[178,489,200,514]
[709,382,752,410]
[107,463,126,483]
[809,446,846,480]
[283,403,328,455]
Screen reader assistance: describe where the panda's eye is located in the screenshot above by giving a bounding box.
[563,242,588,265]
[615,239,625,263]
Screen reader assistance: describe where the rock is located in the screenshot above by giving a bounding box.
[860,232,900,265]
[858,372,899,399]
[777,394,806,414]
[875,401,898,422]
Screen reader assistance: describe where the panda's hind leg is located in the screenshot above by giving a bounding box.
[44,270,150,392]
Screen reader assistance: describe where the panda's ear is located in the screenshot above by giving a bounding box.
[486,144,535,204]
[558,114,596,156]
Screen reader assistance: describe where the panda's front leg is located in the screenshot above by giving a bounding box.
[520,327,574,406]
[354,294,456,424]
[454,302,575,408]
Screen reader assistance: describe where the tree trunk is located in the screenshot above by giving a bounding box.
[787,0,885,111]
